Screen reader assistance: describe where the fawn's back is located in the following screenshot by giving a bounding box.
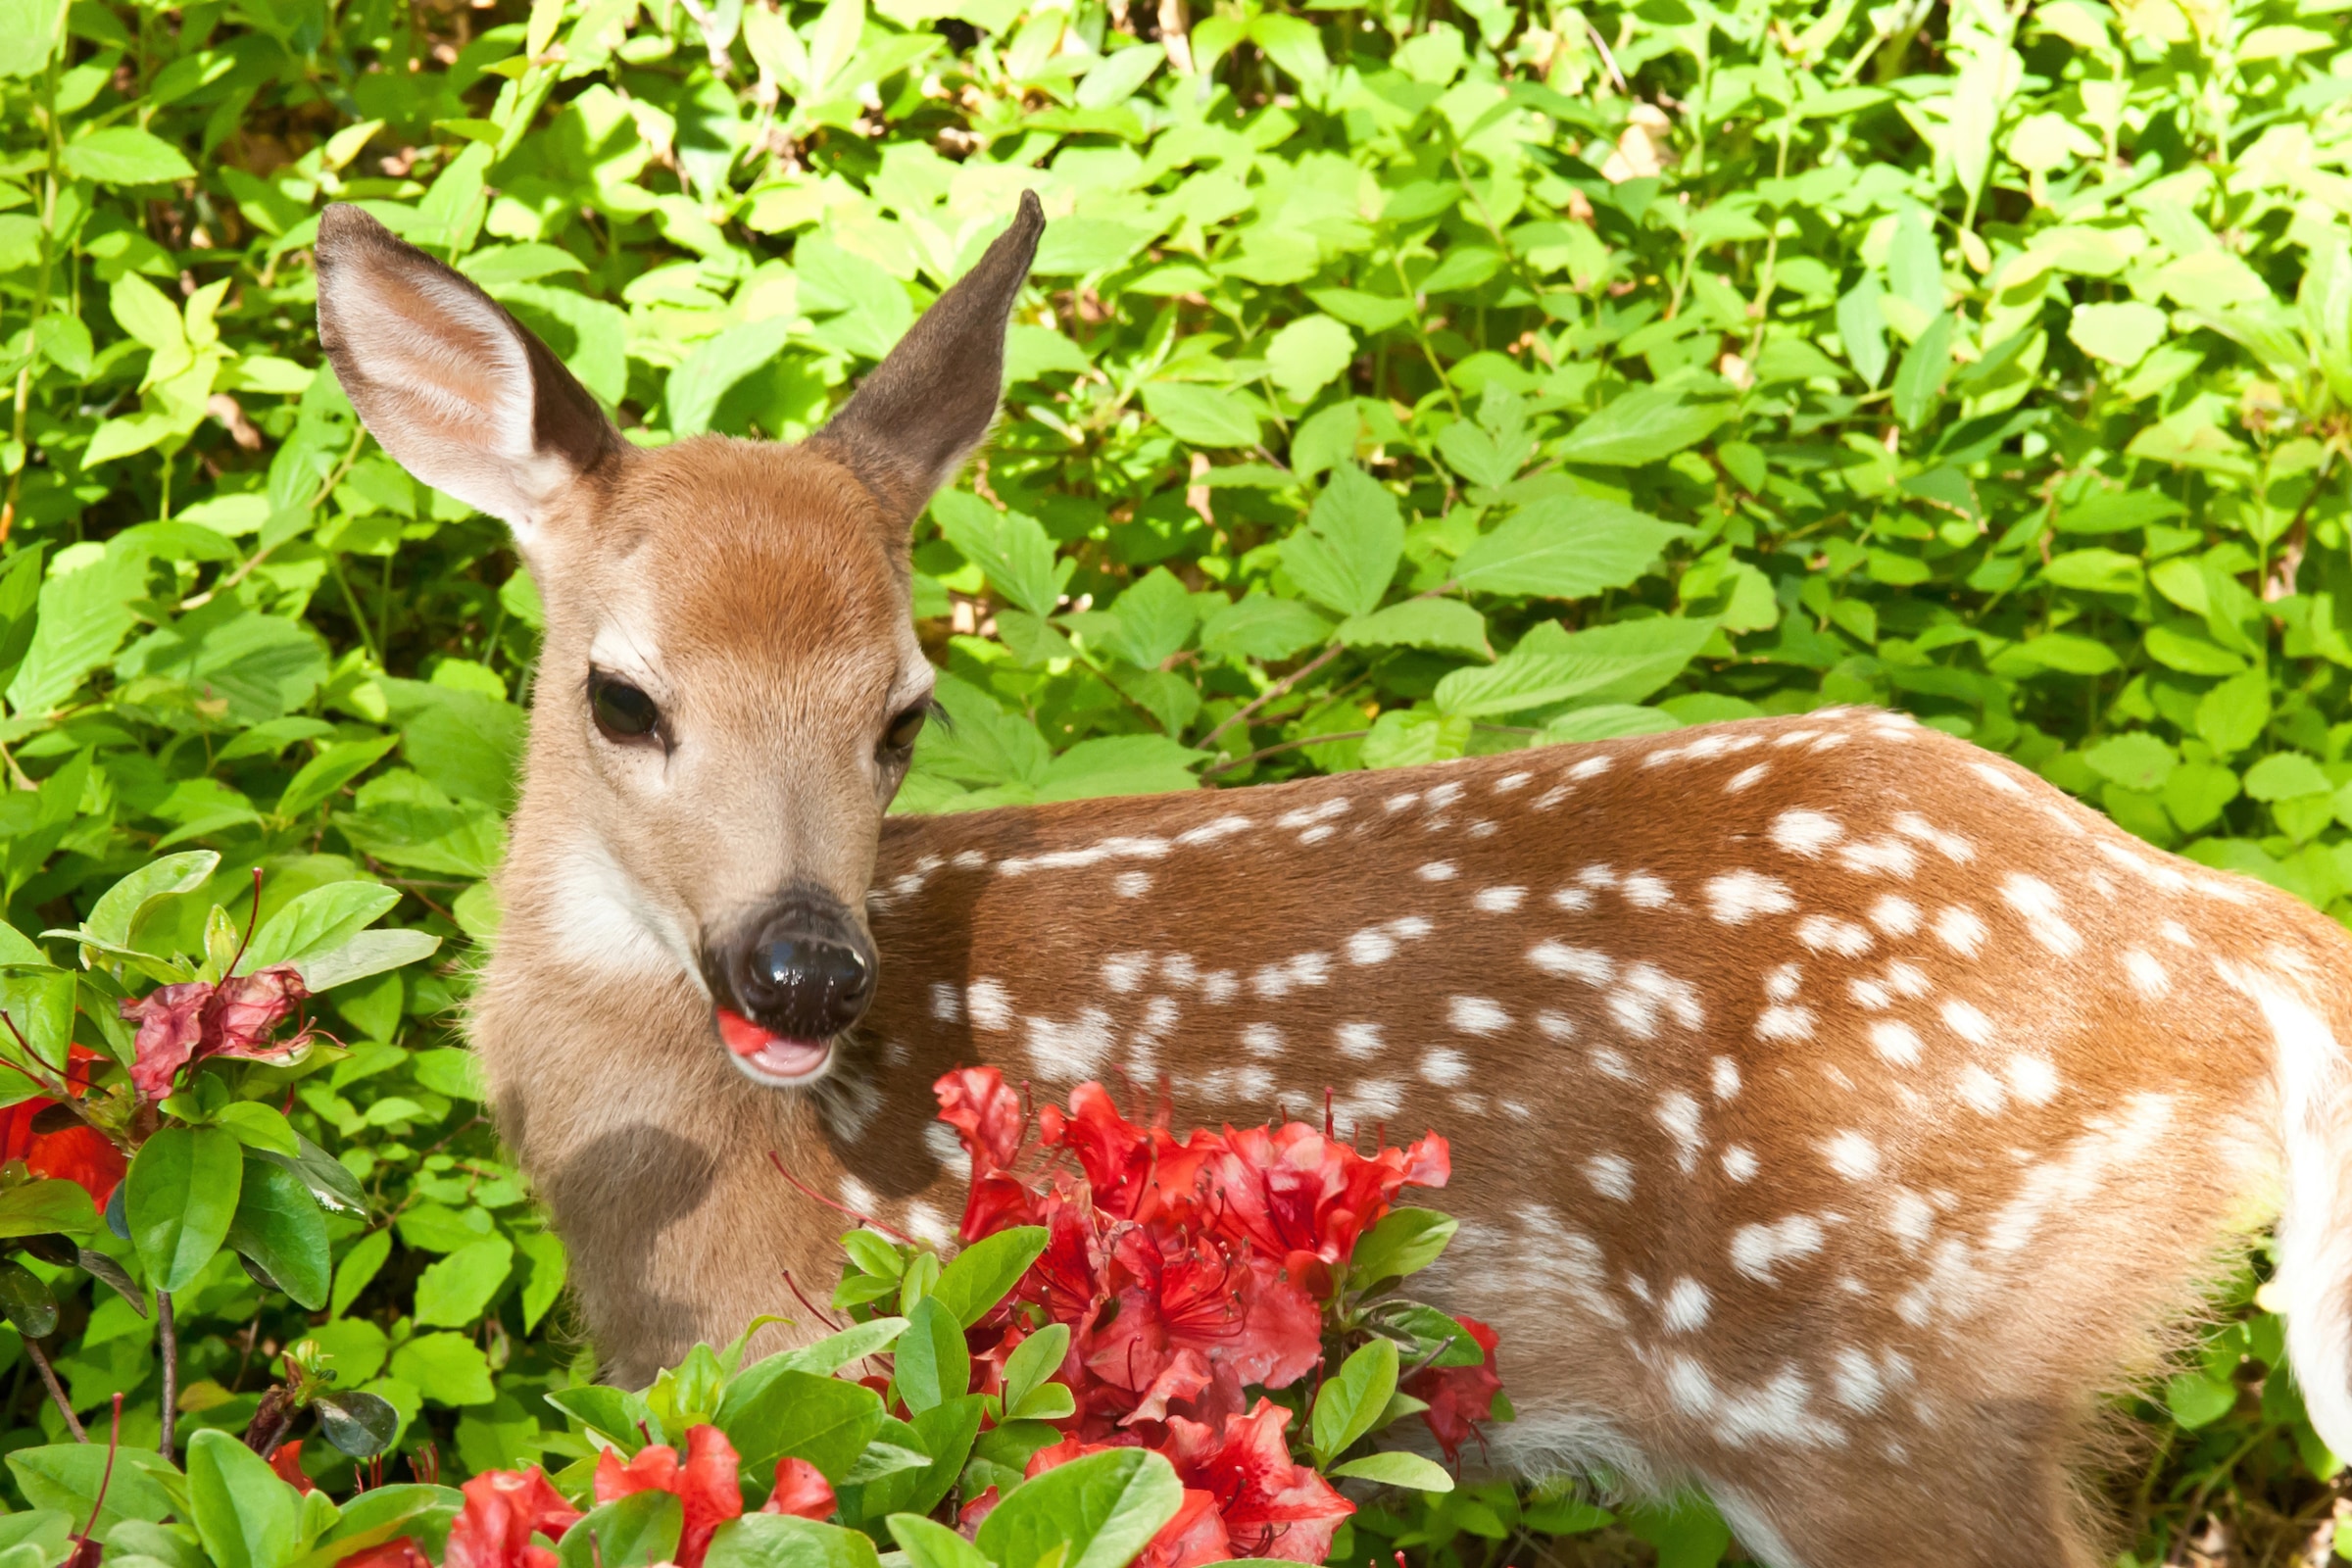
[846,707,2331,1566]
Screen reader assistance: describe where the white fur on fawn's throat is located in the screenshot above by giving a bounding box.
[316,197,2352,1568]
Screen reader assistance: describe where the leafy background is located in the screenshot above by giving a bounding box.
[1,0,2350,1553]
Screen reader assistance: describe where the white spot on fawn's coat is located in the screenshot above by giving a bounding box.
[1705,871,1796,925]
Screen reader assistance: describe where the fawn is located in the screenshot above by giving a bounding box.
[316,195,2352,1567]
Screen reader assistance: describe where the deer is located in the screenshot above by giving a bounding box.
[313,192,2352,1568]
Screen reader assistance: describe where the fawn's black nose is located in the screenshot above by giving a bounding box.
[715,893,877,1043]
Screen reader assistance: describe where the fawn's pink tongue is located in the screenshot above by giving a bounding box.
[715,1008,829,1079]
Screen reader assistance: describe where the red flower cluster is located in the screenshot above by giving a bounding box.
[592,1425,838,1567]
[119,965,313,1101]
[934,1068,1470,1566]
[0,1047,124,1203]
[441,1468,580,1568]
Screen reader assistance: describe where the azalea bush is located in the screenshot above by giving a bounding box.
[0,1076,1498,1568]
[8,0,2352,1548]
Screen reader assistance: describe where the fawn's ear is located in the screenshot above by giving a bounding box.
[808,190,1044,523]
[315,204,622,549]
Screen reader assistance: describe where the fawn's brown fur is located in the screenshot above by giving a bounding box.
[317,197,2352,1568]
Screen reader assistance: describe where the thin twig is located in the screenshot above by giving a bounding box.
[1199,643,1348,752]
[157,1293,177,1464]
[1203,730,1371,777]
[24,1337,83,1442]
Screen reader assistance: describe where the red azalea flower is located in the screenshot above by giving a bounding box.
[0,1048,125,1204]
[1190,1124,1450,1277]
[120,965,314,1101]
[1086,1231,1321,1422]
[1037,1082,1166,1221]
[1160,1399,1352,1564]
[760,1456,836,1520]
[593,1425,744,1568]
[335,1540,430,1568]
[936,1066,1026,1171]
[269,1439,314,1494]
[1402,1314,1501,1461]
[443,1467,582,1568]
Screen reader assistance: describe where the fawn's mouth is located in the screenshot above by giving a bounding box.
[715,1007,833,1085]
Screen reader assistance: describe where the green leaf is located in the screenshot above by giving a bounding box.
[0,0,66,77]
[888,1515,992,1568]
[227,1154,332,1308]
[2244,752,2332,802]
[1554,384,1734,466]
[667,317,796,437]
[1141,382,1262,448]
[85,851,220,951]
[893,1295,968,1415]
[0,1261,58,1337]
[1310,1338,1398,1466]
[1436,618,1716,718]
[241,882,400,972]
[719,1368,886,1483]
[127,1125,243,1293]
[933,492,1071,620]
[2069,301,2168,368]
[8,1445,177,1533]
[187,1428,305,1568]
[414,1235,515,1326]
[2198,669,2272,757]
[1328,1450,1455,1491]
[1891,313,1954,429]
[931,1225,1048,1326]
[1002,1321,1071,1418]
[390,1331,497,1406]
[0,1178,98,1240]
[558,1492,684,1568]
[2165,1370,2237,1429]
[1452,498,1688,600]
[1264,316,1355,403]
[1278,466,1403,619]
[1200,595,1331,662]
[976,1447,1185,1568]
[65,126,197,185]
[1339,598,1491,657]
[277,735,399,818]
[1348,1207,1457,1287]
[703,1515,885,1568]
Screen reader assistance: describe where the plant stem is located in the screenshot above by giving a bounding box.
[157,1292,177,1464]
[1199,641,1347,751]
[24,1337,83,1442]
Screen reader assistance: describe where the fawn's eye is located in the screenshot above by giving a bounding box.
[590,672,661,742]
[881,703,929,756]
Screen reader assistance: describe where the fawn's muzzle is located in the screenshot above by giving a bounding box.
[707,893,876,1085]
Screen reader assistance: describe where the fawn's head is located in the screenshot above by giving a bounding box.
[315,195,1042,1089]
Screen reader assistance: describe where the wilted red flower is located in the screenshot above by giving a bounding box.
[0,1048,124,1203]
[120,965,314,1101]
[760,1456,835,1520]
[593,1424,744,1567]
[1403,1314,1501,1461]
[443,1467,581,1568]
[956,1487,1001,1539]
[269,1439,314,1494]
[335,1540,430,1568]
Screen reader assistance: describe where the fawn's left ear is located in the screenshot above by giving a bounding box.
[315,203,623,551]
[808,190,1044,524]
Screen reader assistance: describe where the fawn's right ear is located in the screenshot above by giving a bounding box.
[315,204,621,551]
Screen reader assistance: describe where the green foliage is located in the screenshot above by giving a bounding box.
[0,0,2348,1553]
